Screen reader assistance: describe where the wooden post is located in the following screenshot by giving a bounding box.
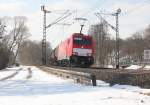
[91,74,97,86]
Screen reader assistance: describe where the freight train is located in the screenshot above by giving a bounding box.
[50,33,94,67]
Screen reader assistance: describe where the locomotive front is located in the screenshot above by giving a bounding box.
[70,33,94,67]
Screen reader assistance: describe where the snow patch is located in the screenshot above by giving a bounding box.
[143,65,150,70]
[125,65,142,70]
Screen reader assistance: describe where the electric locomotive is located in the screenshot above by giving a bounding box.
[50,33,94,67]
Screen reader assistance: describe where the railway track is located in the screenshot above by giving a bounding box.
[38,66,97,86]
[47,66,92,73]
[39,66,150,88]
[41,66,150,75]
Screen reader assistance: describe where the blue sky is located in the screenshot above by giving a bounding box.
[0,0,150,48]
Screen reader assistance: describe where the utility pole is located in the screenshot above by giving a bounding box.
[114,8,121,69]
[41,5,74,65]
[41,5,51,65]
[96,8,121,69]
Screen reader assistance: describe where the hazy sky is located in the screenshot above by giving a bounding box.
[0,0,150,48]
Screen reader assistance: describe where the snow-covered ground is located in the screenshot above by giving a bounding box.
[125,65,142,70]
[143,65,150,70]
[0,66,150,105]
[107,65,114,68]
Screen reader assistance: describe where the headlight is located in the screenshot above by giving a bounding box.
[73,52,78,55]
[87,53,92,56]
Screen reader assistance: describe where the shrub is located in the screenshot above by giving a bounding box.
[0,46,10,70]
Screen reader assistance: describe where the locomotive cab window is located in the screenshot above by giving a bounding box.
[74,37,92,45]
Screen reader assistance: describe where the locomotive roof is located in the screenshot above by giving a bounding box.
[72,33,91,37]
[54,33,92,49]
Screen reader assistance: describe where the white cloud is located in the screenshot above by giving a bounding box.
[104,1,150,38]
[0,2,26,16]
[27,0,92,48]
[27,0,150,48]
[2,0,150,48]
[26,11,43,41]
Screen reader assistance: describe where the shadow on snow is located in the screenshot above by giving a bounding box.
[0,80,100,96]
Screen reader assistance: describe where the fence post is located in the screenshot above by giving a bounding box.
[91,73,97,86]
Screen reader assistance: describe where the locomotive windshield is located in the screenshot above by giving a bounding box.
[74,37,92,45]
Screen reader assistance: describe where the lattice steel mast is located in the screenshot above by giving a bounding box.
[41,5,51,65]
[114,8,121,69]
[41,5,74,65]
[96,8,121,69]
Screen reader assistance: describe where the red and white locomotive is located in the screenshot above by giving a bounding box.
[50,33,94,67]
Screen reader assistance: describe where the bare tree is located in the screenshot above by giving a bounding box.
[19,40,52,66]
[144,25,150,49]
[121,31,145,63]
[89,22,114,67]
[5,16,29,64]
[88,23,150,66]
[0,18,11,69]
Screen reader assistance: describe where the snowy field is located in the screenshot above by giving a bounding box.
[0,66,150,105]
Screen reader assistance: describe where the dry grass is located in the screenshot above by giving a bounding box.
[140,92,150,96]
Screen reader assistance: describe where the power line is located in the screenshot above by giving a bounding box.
[46,10,70,28]
[80,0,106,18]
[41,5,77,65]
[122,0,150,15]
[95,13,116,31]
[46,10,75,28]
[96,9,121,69]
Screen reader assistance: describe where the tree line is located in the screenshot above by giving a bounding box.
[0,16,29,69]
[89,22,150,67]
[19,40,52,66]
[0,16,52,69]
[1,16,150,69]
